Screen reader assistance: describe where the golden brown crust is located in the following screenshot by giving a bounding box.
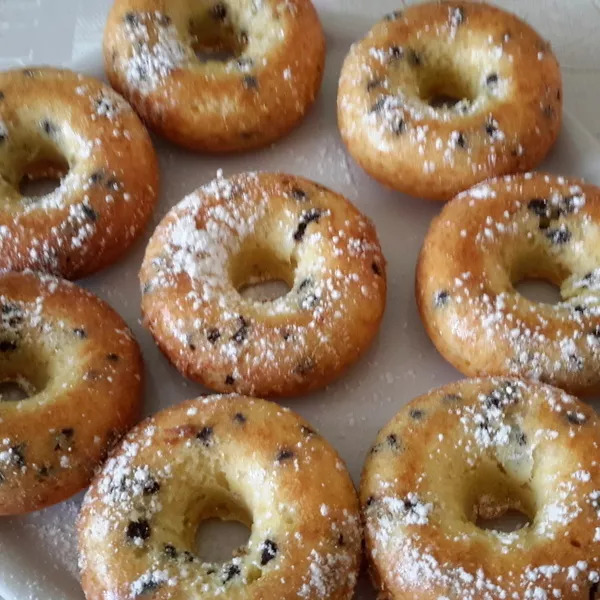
[78,395,361,600]
[337,1,562,201]
[416,173,600,395]
[0,67,158,279]
[139,172,387,398]
[361,378,600,600]
[103,0,325,152]
[0,271,143,515]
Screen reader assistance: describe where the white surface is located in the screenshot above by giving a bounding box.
[0,1,599,599]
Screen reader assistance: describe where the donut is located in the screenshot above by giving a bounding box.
[337,1,562,201]
[103,0,325,152]
[139,171,386,397]
[0,271,143,515]
[416,172,600,395]
[361,378,600,600]
[78,394,361,599]
[0,67,158,279]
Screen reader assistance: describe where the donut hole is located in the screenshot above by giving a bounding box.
[188,4,247,62]
[0,343,50,402]
[416,63,479,110]
[514,279,562,305]
[195,517,251,562]
[0,377,37,402]
[18,155,69,199]
[230,245,296,303]
[475,507,532,533]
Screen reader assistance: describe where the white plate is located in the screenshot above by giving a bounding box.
[1,4,600,599]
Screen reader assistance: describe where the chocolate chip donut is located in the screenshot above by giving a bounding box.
[0,271,143,515]
[0,67,158,279]
[337,1,562,201]
[361,378,600,600]
[103,0,325,152]
[139,171,386,397]
[78,395,361,599]
[417,173,600,395]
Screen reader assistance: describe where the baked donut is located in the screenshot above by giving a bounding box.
[78,394,361,599]
[0,67,158,279]
[337,1,562,201]
[417,172,600,395]
[103,0,325,152]
[0,271,143,515]
[361,378,600,600]
[139,171,386,397]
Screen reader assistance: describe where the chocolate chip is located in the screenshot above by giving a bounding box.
[233,412,246,424]
[164,544,177,559]
[516,431,528,446]
[0,340,17,352]
[301,425,316,437]
[410,409,425,420]
[41,119,56,136]
[231,316,249,343]
[38,466,50,478]
[590,582,598,600]
[9,445,25,468]
[212,3,227,20]
[407,49,421,67]
[73,328,87,339]
[384,10,403,20]
[387,433,400,450]
[107,353,119,362]
[389,46,404,60]
[236,57,253,69]
[391,117,405,135]
[277,448,294,462]
[528,198,548,217]
[135,579,161,596]
[82,205,98,222]
[365,496,375,507]
[545,227,571,244]
[89,171,103,184]
[197,426,213,447]
[291,187,307,201]
[372,261,383,276]
[486,73,498,86]
[223,564,240,583]
[207,328,221,344]
[183,551,195,563]
[124,12,139,26]
[370,97,387,114]
[225,375,235,385]
[456,133,467,148]
[126,519,151,541]
[260,539,278,565]
[485,119,498,137]
[298,279,319,310]
[566,411,587,426]
[243,75,258,90]
[293,208,324,242]
[434,290,450,308]
[337,534,345,546]
[143,477,160,495]
[366,79,384,91]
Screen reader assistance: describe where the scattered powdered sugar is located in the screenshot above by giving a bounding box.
[123,12,188,93]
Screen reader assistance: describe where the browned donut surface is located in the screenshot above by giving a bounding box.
[0,67,158,279]
[361,378,600,600]
[0,271,143,515]
[139,171,387,397]
[417,173,600,395]
[338,1,562,201]
[103,0,325,152]
[78,395,361,600]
